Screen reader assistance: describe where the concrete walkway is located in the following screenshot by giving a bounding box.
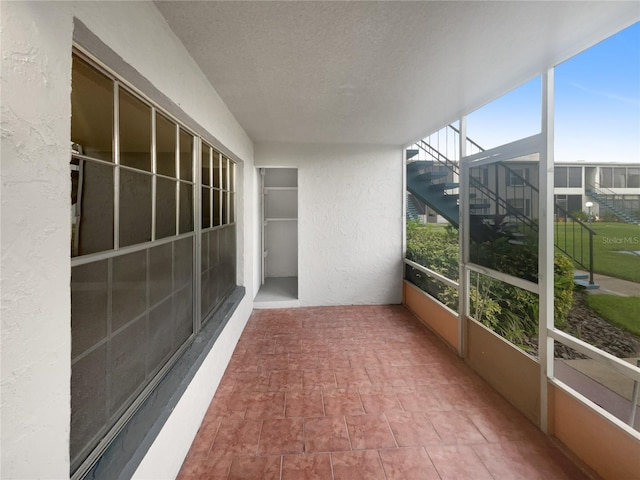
[575,271,640,297]
[564,271,640,431]
[555,359,640,430]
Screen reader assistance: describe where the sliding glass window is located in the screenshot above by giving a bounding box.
[200,145,236,326]
[70,52,235,478]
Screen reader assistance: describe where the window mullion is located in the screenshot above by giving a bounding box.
[175,124,180,236]
[194,137,202,334]
[151,108,157,242]
[209,149,214,227]
[113,82,120,250]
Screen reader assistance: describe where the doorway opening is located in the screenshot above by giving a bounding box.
[255,168,299,307]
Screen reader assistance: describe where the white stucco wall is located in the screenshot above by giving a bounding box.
[71,1,253,164]
[1,3,74,478]
[255,143,404,306]
[1,2,255,478]
[132,296,255,480]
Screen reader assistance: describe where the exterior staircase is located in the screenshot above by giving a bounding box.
[406,159,533,246]
[406,192,425,222]
[586,188,640,224]
[407,125,599,288]
[406,161,458,223]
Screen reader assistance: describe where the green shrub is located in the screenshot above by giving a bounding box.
[600,210,620,222]
[571,210,588,222]
[469,275,501,328]
[406,220,575,348]
[469,246,574,346]
[406,221,458,279]
[553,253,575,328]
[406,221,460,310]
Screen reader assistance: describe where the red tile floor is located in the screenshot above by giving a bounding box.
[178,305,590,479]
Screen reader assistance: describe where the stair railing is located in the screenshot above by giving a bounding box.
[497,160,598,284]
[447,124,483,156]
[415,124,598,284]
[586,183,640,222]
[415,139,540,238]
[555,203,596,283]
[586,182,618,196]
[415,139,458,181]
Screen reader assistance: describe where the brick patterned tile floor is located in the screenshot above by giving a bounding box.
[178,305,589,479]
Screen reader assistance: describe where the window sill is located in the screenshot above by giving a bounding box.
[84,286,245,480]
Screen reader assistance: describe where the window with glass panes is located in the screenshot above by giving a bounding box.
[70,52,236,477]
[200,144,237,326]
[554,166,582,188]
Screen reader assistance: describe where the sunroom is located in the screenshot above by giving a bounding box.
[1,2,639,479]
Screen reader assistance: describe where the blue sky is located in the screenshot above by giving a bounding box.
[466,22,639,164]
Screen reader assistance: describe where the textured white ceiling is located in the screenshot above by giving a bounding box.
[155,1,638,146]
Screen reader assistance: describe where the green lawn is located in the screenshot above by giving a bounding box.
[555,222,640,283]
[586,294,640,337]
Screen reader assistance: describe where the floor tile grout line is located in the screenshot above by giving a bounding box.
[468,444,498,480]
[329,451,336,480]
[356,388,366,414]
[255,419,265,457]
[382,413,400,449]
[342,415,354,451]
[301,415,307,454]
[423,411,445,446]
[376,448,391,480]
[424,446,446,480]
[393,390,406,414]
[320,389,326,417]
[282,389,288,418]
[461,409,491,445]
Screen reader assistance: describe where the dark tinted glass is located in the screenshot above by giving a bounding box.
[202,188,211,229]
[213,151,221,189]
[202,145,211,186]
[554,167,567,188]
[156,177,176,239]
[179,182,193,233]
[71,261,108,358]
[156,113,176,177]
[119,89,151,171]
[568,167,582,188]
[179,129,193,181]
[222,156,228,190]
[71,55,113,162]
[213,189,221,227]
[76,162,114,256]
[119,169,152,247]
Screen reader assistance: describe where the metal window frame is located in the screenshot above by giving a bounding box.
[194,137,202,332]
[210,149,215,226]
[458,116,469,356]
[113,81,120,250]
[175,124,181,236]
[196,147,236,231]
[461,139,544,293]
[69,47,241,479]
[538,69,554,432]
[151,107,157,242]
